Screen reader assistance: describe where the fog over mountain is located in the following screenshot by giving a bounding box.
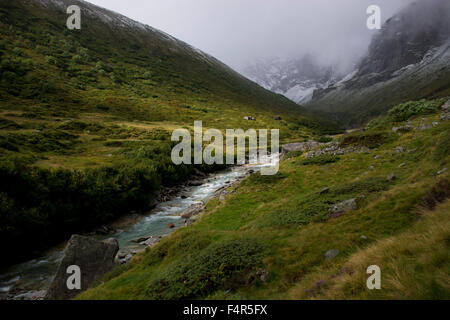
[87,0,416,73]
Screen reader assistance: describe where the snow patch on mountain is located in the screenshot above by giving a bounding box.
[243,56,343,105]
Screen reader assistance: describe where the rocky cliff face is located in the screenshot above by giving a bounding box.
[306,0,450,127]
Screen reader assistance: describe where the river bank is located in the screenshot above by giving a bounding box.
[0,157,277,300]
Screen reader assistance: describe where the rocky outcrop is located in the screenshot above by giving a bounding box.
[303,142,369,158]
[329,199,358,218]
[45,235,119,300]
[181,203,205,219]
[281,141,322,155]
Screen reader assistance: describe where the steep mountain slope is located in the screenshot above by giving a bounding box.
[0,0,331,126]
[244,56,341,105]
[0,0,342,267]
[305,0,450,128]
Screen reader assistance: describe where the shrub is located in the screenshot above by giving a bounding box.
[388,99,446,122]
[145,238,267,299]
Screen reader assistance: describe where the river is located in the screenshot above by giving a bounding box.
[0,156,278,300]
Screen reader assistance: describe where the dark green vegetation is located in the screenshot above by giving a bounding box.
[79,99,449,300]
[0,0,342,266]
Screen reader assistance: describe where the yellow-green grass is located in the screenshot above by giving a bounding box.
[77,109,450,300]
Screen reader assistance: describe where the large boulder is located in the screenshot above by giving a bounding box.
[45,235,119,300]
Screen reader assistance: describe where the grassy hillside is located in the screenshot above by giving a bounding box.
[78,98,449,300]
[0,0,342,266]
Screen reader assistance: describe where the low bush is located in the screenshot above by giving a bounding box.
[145,238,267,299]
[388,99,446,122]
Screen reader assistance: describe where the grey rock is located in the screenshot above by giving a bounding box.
[181,203,205,219]
[360,235,368,240]
[256,269,270,283]
[13,290,47,300]
[387,173,396,181]
[329,198,358,214]
[282,141,322,154]
[117,252,127,259]
[441,99,450,111]
[441,113,450,121]
[324,249,340,260]
[131,235,152,243]
[45,235,119,300]
[319,187,330,195]
[437,168,448,175]
[395,146,404,153]
[398,163,406,168]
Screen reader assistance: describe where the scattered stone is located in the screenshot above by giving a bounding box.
[45,235,119,300]
[392,125,413,133]
[374,155,380,159]
[329,198,358,217]
[387,173,396,181]
[193,168,206,177]
[395,146,404,153]
[95,225,115,235]
[324,249,340,260]
[243,116,256,121]
[188,180,203,187]
[319,187,330,195]
[398,163,406,168]
[360,235,368,240]
[442,99,450,111]
[281,141,322,154]
[432,121,440,127]
[369,165,375,170]
[13,290,46,300]
[437,168,448,175]
[181,203,205,219]
[256,269,270,283]
[117,252,128,259]
[167,223,175,229]
[131,235,152,243]
[441,113,450,121]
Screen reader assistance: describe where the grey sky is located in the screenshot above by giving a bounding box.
[87,0,416,72]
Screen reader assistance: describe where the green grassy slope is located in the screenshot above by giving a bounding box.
[0,0,342,267]
[78,98,449,300]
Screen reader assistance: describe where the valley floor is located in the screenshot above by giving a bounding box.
[78,99,450,300]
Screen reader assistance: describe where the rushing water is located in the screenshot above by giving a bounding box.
[0,156,278,299]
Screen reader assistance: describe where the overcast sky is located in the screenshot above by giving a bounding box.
[87,0,416,72]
